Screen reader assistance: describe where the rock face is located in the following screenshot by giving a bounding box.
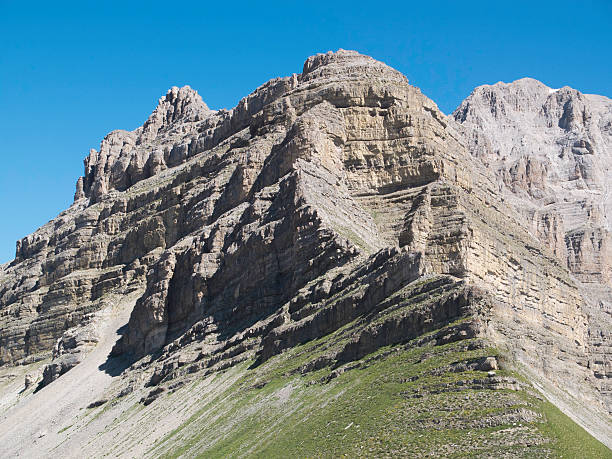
[78,85,213,203]
[0,51,610,449]
[40,307,107,387]
[453,78,612,412]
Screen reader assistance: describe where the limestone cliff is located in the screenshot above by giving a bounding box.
[0,51,610,456]
[453,78,612,412]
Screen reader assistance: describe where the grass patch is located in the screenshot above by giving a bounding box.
[57,424,73,434]
[146,331,612,458]
[536,399,611,458]
[141,281,609,458]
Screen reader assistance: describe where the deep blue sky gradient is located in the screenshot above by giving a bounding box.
[1,0,611,263]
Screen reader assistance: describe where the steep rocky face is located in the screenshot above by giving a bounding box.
[453,78,612,412]
[453,78,612,282]
[0,50,609,451]
[76,85,213,202]
[111,53,595,413]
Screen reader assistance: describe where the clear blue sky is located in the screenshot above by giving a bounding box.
[1,1,610,263]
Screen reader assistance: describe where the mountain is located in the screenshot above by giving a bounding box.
[0,50,610,457]
[453,78,612,413]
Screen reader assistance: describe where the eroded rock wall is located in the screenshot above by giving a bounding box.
[0,50,607,416]
[454,78,612,411]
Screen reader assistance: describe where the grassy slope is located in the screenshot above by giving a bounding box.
[145,322,611,459]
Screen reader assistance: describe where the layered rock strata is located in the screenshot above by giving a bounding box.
[454,78,612,411]
[0,51,607,422]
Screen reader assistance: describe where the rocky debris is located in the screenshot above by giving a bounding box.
[479,356,498,371]
[39,309,106,388]
[86,399,107,409]
[141,387,165,406]
[24,370,41,390]
[427,355,499,376]
[0,372,18,388]
[413,405,540,430]
[0,50,609,440]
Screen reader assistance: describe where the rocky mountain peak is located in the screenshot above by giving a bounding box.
[302,49,362,70]
[74,50,422,205]
[299,49,408,86]
[454,78,612,415]
[139,85,211,142]
[1,51,611,455]
[452,78,610,168]
[76,85,215,203]
[454,77,598,133]
[455,78,550,124]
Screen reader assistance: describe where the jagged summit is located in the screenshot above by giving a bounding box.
[75,85,214,202]
[453,76,612,203]
[141,85,211,138]
[454,76,612,417]
[75,50,421,204]
[302,49,364,72]
[461,77,572,95]
[454,77,610,128]
[470,77,554,93]
[1,50,611,456]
